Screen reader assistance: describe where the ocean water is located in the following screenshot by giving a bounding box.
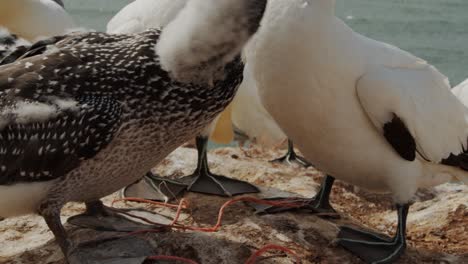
[64,0,468,85]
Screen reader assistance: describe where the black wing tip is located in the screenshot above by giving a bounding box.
[441,150,468,171]
[383,114,416,161]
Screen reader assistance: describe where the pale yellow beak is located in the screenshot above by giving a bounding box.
[210,104,234,144]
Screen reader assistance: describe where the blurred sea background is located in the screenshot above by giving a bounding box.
[64,0,468,85]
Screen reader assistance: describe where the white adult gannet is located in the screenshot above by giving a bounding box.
[233,62,311,168]
[108,0,259,198]
[0,0,76,43]
[250,0,467,263]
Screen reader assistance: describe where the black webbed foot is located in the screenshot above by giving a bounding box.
[181,135,259,196]
[337,204,410,264]
[180,169,259,197]
[124,173,187,202]
[249,175,337,217]
[271,139,312,168]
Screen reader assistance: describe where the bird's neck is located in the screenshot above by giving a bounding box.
[156,0,267,86]
[309,0,336,17]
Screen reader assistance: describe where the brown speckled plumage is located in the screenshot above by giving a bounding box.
[0,29,243,195]
[0,0,268,259]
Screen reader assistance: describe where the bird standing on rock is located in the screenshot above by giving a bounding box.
[108,0,314,201]
[108,0,260,199]
[250,0,468,263]
[0,0,268,261]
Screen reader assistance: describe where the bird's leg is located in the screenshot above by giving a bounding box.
[177,135,259,196]
[124,135,259,199]
[249,175,338,216]
[271,139,312,168]
[38,200,73,258]
[337,203,409,264]
[84,200,118,217]
[85,200,106,215]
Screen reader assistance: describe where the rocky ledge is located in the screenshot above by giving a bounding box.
[1,145,466,264]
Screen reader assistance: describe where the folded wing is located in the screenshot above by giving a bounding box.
[357,64,468,163]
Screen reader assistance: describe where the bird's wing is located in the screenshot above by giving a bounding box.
[0,32,126,185]
[0,94,122,185]
[356,64,468,163]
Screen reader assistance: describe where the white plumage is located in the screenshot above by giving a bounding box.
[452,78,468,107]
[252,0,467,203]
[249,1,467,261]
[107,0,187,34]
[0,181,54,217]
[232,63,286,146]
[0,0,76,42]
[357,64,468,163]
[157,0,254,85]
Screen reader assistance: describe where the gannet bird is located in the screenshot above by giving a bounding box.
[0,0,75,42]
[0,0,268,261]
[108,0,259,198]
[249,0,468,263]
[233,62,311,167]
[231,65,285,147]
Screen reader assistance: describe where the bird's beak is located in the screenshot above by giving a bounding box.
[210,104,234,144]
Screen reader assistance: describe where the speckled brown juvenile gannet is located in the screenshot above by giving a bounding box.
[108,0,260,199]
[0,0,268,260]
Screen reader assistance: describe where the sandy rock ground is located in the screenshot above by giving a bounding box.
[0,145,467,264]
